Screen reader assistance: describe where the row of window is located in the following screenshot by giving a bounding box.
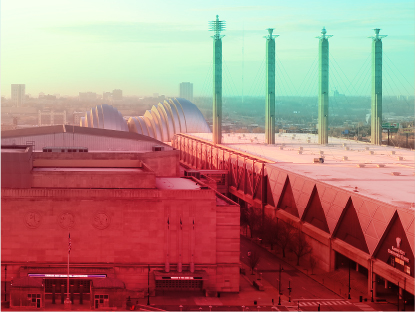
[27,293,41,303]
[388,255,411,276]
[42,147,88,152]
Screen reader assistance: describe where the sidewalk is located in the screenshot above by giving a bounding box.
[242,233,406,311]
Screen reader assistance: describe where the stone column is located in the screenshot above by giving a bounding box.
[370,29,387,145]
[178,217,183,272]
[210,15,225,145]
[317,27,332,145]
[264,28,278,144]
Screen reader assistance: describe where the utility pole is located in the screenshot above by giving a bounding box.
[265,28,279,144]
[147,265,150,305]
[369,28,387,145]
[64,233,71,310]
[348,260,351,299]
[316,27,332,145]
[209,15,226,145]
[278,264,283,305]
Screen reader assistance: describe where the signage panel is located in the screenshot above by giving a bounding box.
[28,274,106,278]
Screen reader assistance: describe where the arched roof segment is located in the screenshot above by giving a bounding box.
[82,101,210,142]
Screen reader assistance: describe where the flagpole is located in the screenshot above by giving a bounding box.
[64,233,72,310]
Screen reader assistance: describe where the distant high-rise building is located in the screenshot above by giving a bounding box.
[11,84,25,107]
[112,89,123,101]
[103,92,112,101]
[79,92,97,101]
[179,82,193,102]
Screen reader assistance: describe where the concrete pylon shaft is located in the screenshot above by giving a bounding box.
[265,28,278,144]
[209,15,225,145]
[213,38,223,144]
[317,27,332,145]
[370,29,386,145]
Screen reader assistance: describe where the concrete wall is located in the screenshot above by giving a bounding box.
[33,150,179,177]
[32,170,156,189]
[1,188,239,293]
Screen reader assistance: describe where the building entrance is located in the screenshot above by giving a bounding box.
[44,279,90,304]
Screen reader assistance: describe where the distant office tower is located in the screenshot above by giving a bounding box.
[316,27,332,145]
[79,92,97,101]
[264,28,278,145]
[370,29,387,145]
[179,82,193,102]
[209,15,225,145]
[112,89,123,101]
[103,92,112,101]
[11,84,25,107]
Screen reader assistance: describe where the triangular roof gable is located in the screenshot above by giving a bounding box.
[373,211,414,274]
[301,185,330,233]
[277,176,299,218]
[333,197,369,254]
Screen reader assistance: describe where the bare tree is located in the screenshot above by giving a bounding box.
[249,249,260,274]
[276,220,295,257]
[309,256,317,274]
[245,207,261,238]
[262,215,279,250]
[240,206,250,236]
[291,230,312,266]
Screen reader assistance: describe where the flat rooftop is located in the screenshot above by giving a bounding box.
[189,133,415,209]
[33,167,144,173]
[156,177,201,190]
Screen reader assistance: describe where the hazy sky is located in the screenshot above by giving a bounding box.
[1,0,414,97]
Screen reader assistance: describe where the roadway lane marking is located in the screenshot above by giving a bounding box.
[354,303,376,311]
[298,300,351,306]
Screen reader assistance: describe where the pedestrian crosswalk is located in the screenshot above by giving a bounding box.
[353,302,376,311]
[298,300,352,306]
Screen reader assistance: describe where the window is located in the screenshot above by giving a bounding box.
[27,294,40,303]
[404,265,411,275]
[395,257,405,266]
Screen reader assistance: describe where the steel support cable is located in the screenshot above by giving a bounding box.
[382,72,396,117]
[224,61,241,97]
[302,54,319,97]
[329,57,355,115]
[246,57,266,97]
[303,63,319,98]
[353,58,372,97]
[201,63,213,99]
[346,53,371,96]
[382,76,400,149]
[381,79,398,147]
[275,59,291,98]
[383,58,414,109]
[276,55,298,97]
[384,52,414,89]
[255,59,266,97]
[297,55,318,96]
[330,53,364,96]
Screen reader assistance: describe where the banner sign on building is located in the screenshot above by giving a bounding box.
[28,274,106,278]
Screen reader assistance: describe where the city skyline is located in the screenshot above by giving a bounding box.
[1,0,414,98]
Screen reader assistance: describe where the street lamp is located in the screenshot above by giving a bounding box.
[147,265,150,305]
[397,281,400,311]
[288,280,292,303]
[278,264,283,305]
[348,260,351,299]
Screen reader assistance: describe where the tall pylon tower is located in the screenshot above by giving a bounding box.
[264,28,279,144]
[209,15,226,145]
[316,27,332,145]
[369,29,387,145]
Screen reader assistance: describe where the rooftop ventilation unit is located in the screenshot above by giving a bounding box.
[152,146,165,152]
[184,170,201,180]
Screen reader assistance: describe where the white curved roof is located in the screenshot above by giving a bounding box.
[80,100,210,142]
